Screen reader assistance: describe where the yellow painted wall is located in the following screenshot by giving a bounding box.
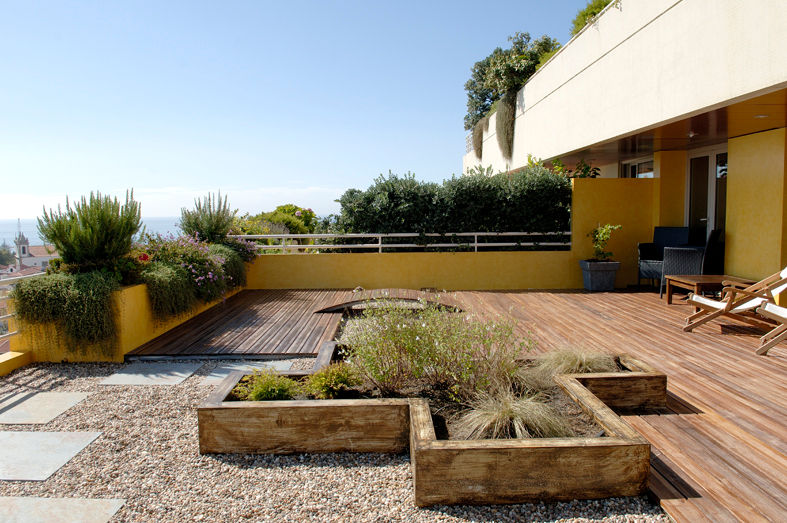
[0,351,32,377]
[571,178,655,287]
[726,128,787,280]
[9,284,241,363]
[653,150,687,226]
[246,179,656,291]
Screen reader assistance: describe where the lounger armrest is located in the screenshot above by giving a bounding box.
[638,242,659,261]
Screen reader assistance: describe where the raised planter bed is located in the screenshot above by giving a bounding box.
[197,349,665,506]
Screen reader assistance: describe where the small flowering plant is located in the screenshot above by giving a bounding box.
[144,233,228,301]
[221,235,258,262]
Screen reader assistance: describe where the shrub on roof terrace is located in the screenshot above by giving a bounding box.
[336,165,571,236]
[179,192,236,244]
[37,190,142,272]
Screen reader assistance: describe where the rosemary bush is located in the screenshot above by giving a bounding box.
[179,192,236,243]
[37,191,141,271]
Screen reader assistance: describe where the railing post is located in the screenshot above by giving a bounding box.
[378,235,382,253]
[474,234,478,253]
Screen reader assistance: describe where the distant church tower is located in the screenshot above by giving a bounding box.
[14,219,29,270]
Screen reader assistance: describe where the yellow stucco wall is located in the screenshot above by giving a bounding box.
[0,351,33,377]
[653,150,687,226]
[726,128,787,280]
[9,284,241,363]
[247,179,656,291]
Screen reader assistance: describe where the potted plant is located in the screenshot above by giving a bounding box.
[579,224,622,292]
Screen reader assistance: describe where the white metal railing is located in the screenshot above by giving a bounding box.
[230,231,571,253]
[0,272,45,341]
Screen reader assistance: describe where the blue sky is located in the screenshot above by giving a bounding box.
[1,0,587,218]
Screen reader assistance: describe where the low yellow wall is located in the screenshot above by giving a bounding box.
[247,251,578,290]
[9,284,241,363]
[0,351,33,377]
[247,179,657,291]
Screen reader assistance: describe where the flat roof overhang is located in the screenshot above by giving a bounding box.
[549,85,787,167]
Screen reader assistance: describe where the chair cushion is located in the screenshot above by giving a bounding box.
[639,260,662,279]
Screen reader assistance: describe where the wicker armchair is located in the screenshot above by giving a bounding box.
[638,227,691,286]
[659,247,705,298]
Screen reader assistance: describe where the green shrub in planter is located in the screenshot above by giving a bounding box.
[238,370,301,401]
[304,362,360,399]
[37,191,141,272]
[208,244,246,288]
[12,271,118,349]
[140,262,197,318]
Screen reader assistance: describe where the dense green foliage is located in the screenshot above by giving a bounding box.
[238,370,301,401]
[336,166,571,235]
[338,301,529,401]
[464,33,560,131]
[588,223,621,260]
[140,262,196,318]
[571,0,612,36]
[304,362,360,399]
[12,271,119,348]
[208,244,246,288]
[145,234,229,302]
[471,116,489,159]
[179,192,236,243]
[0,241,14,265]
[37,191,141,271]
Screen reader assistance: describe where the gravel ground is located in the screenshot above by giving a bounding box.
[0,362,669,522]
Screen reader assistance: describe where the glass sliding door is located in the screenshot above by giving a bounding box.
[689,156,710,243]
[687,147,728,246]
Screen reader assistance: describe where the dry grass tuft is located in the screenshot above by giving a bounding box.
[453,389,575,439]
[517,347,618,391]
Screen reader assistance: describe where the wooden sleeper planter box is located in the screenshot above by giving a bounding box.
[197,353,665,506]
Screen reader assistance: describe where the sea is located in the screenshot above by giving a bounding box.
[0,217,180,249]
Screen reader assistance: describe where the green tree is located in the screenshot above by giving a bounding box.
[570,0,612,36]
[484,33,561,97]
[0,241,14,265]
[463,33,560,130]
[463,48,504,130]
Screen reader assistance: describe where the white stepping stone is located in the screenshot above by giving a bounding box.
[0,392,89,425]
[100,361,203,385]
[0,431,101,481]
[200,360,295,385]
[0,497,124,523]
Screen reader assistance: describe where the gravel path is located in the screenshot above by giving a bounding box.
[0,362,669,522]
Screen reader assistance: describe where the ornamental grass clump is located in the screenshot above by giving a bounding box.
[238,369,301,401]
[453,388,575,439]
[304,362,360,399]
[517,347,618,392]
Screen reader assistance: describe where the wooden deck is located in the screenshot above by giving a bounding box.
[457,290,787,522]
[128,289,349,357]
[129,288,786,520]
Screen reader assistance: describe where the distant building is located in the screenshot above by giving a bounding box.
[13,232,57,270]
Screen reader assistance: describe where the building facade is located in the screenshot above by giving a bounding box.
[463,0,787,280]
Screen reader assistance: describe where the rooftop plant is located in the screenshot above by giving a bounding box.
[37,190,141,272]
[588,223,622,261]
[179,192,236,243]
[570,0,612,37]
